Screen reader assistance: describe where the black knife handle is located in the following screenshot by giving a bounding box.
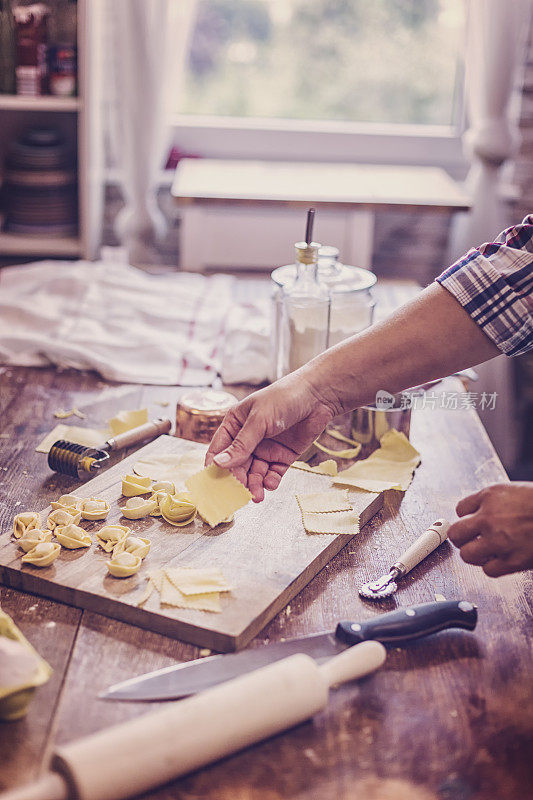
[335,600,477,646]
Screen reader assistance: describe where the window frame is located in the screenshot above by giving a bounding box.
[169,115,467,177]
[169,1,468,175]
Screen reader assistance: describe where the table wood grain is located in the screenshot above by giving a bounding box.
[1,363,531,800]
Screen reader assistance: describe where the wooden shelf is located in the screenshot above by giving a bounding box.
[0,231,81,257]
[0,95,80,112]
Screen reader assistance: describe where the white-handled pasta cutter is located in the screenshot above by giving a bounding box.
[358,519,450,600]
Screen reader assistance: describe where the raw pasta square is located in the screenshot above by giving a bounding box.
[165,567,233,595]
[302,510,360,535]
[185,465,252,528]
[296,489,352,514]
[160,574,221,612]
[334,429,421,492]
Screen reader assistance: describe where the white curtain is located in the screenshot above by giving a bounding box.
[448,0,526,262]
[105,0,197,266]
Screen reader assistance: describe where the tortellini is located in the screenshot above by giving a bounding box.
[121,497,158,520]
[151,480,175,494]
[148,490,165,517]
[80,498,110,521]
[47,508,81,530]
[113,536,150,560]
[55,524,92,549]
[159,493,197,527]
[13,512,40,539]
[17,529,52,553]
[106,551,142,578]
[121,474,152,497]
[50,494,82,512]
[21,542,61,567]
[95,524,130,553]
[0,609,52,721]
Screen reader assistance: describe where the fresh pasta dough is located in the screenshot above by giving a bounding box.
[137,567,231,612]
[108,408,148,436]
[79,498,110,521]
[296,489,351,514]
[13,512,40,539]
[113,536,150,560]
[50,494,82,512]
[133,448,206,490]
[106,551,142,578]
[290,459,338,476]
[333,429,421,493]
[165,567,232,596]
[159,493,197,527]
[121,474,152,497]
[95,524,130,553]
[185,465,251,528]
[17,529,52,553]
[47,508,81,530]
[313,441,362,459]
[324,429,361,447]
[21,542,61,567]
[54,524,91,549]
[301,510,360,535]
[160,574,221,612]
[121,497,158,520]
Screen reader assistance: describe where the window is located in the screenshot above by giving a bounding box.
[177,0,464,125]
[171,0,466,170]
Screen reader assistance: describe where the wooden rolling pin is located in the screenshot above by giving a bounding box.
[2,642,386,800]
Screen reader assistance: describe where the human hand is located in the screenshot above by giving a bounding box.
[448,482,533,577]
[205,371,339,502]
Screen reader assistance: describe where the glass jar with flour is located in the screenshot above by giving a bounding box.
[271,247,377,379]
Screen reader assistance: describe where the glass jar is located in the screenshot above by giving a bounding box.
[271,247,377,380]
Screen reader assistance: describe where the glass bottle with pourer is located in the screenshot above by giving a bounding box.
[280,208,331,376]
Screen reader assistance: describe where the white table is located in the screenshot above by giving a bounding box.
[171,159,470,272]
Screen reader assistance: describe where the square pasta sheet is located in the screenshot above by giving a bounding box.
[296,489,352,514]
[302,510,360,535]
[333,429,421,492]
[185,464,252,528]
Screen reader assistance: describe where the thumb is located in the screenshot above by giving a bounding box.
[213,414,264,468]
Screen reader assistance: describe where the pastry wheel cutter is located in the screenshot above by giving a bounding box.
[47,418,172,479]
[359,519,450,600]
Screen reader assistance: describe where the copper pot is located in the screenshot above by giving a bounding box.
[175,389,237,444]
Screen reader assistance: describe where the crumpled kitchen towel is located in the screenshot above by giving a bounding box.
[0,259,240,385]
[221,296,271,385]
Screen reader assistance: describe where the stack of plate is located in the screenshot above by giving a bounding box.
[3,127,78,236]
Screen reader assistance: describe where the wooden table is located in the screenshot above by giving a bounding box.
[172,159,470,272]
[1,368,531,798]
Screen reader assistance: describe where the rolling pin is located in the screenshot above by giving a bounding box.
[1,642,386,800]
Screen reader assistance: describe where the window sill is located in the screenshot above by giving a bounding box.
[168,114,468,178]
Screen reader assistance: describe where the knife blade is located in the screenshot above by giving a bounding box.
[101,600,477,701]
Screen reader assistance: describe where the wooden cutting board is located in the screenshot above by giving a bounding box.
[0,436,383,652]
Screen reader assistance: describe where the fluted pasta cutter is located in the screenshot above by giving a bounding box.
[359,519,450,600]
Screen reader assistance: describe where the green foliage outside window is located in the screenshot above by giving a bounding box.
[178,0,464,126]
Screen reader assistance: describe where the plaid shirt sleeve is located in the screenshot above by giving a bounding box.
[436,214,533,357]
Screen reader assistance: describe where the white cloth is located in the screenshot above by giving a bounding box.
[0,260,238,385]
[221,297,271,386]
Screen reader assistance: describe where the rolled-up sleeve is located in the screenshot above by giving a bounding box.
[436,215,533,357]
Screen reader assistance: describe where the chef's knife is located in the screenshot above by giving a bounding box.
[101,600,477,702]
